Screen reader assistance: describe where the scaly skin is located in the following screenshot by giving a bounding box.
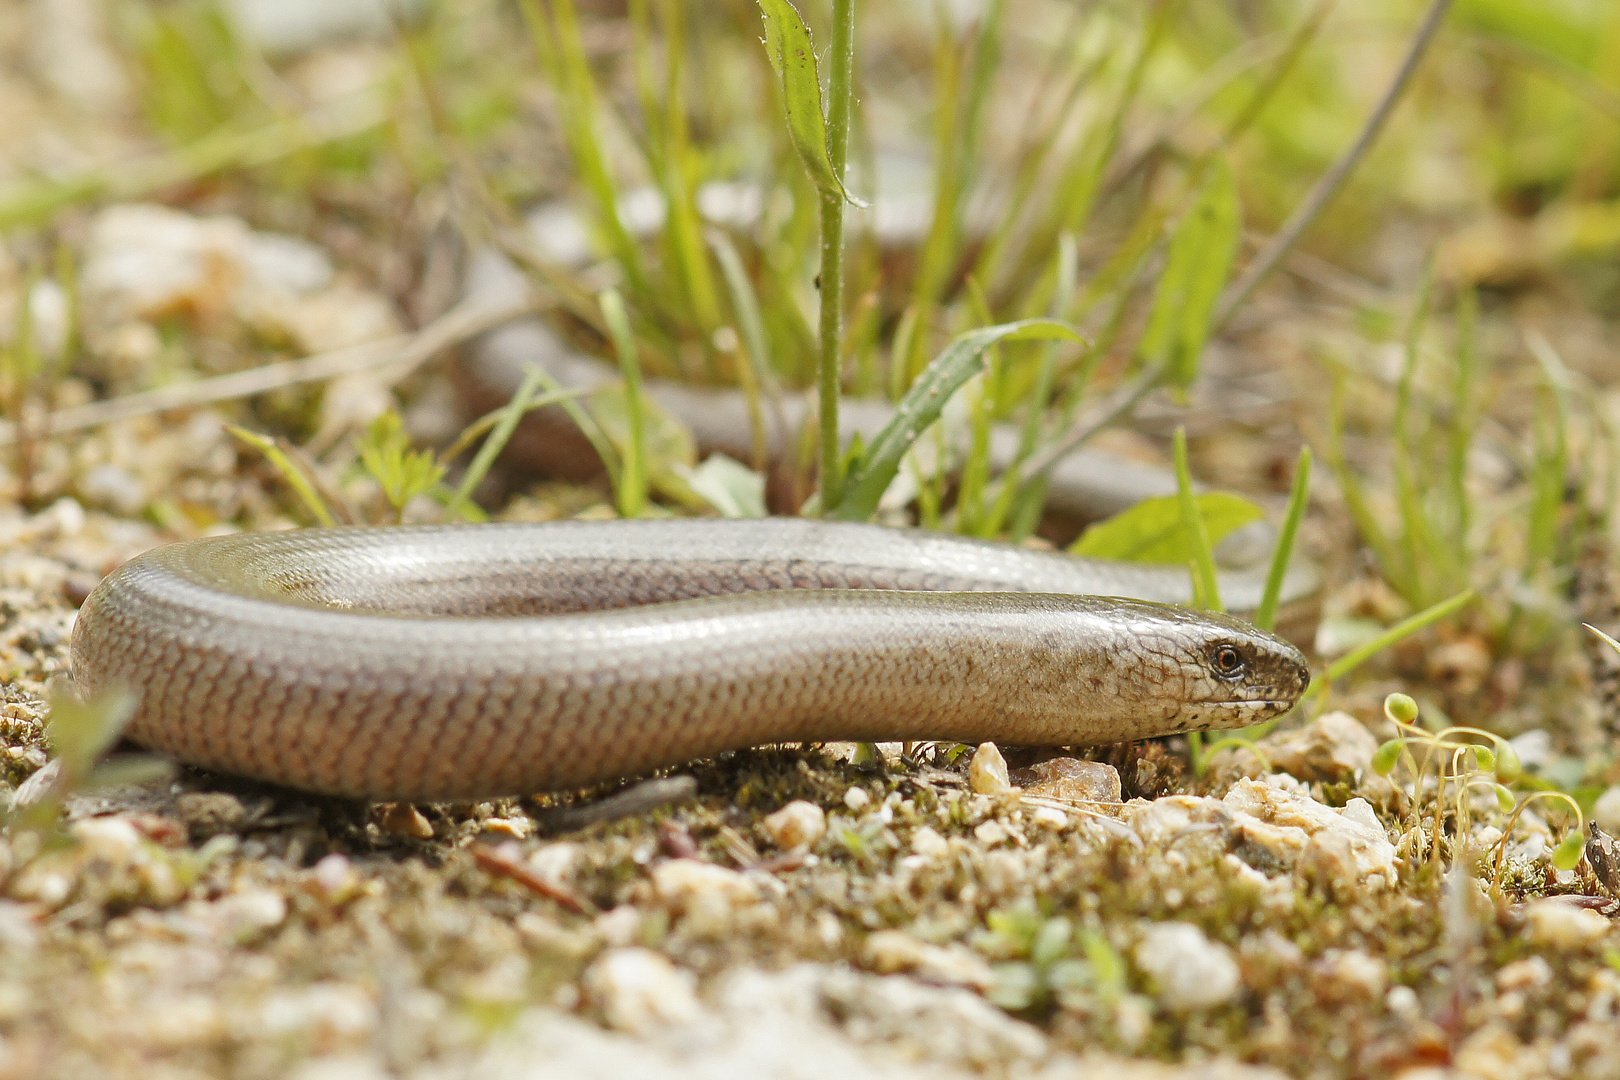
[70,519,1310,801]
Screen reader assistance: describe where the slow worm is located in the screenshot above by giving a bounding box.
[70,519,1309,801]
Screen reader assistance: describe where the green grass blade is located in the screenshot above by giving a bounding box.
[226,425,337,527]
[1138,156,1242,390]
[1307,588,1476,697]
[448,370,549,518]
[834,320,1081,522]
[601,289,649,517]
[708,228,777,470]
[1254,446,1312,632]
[1173,427,1222,611]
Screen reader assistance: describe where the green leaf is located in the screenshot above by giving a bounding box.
[674,453,767,518]
[832,319,1081,522]
[1069,492,1263,564]
[1138,156,1242,389]
[1552,830,1586,872]
[357,411,447,518]
[1031,916,1073,969]
[1495,740,1522,784]
[755,0,865,206]
[987,962,1041,1010]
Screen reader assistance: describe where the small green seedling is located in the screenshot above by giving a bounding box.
[1371,693,1582,885]
[357,411,447,523]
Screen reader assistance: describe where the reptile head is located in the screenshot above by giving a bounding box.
[1168,607,1311,730]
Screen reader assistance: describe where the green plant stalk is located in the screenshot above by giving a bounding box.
[652,0,723,335]
[601,289,649,517]
[1447,289,1480,553]
[1173,427,1222,611]
[982,234,1079,539]
[1328,372,1406,596]
[531,368,623,491]
[1254,446,1311,632]
[816,0,857,514]
[708,229,777,471]
[448,371,551,518]
[1392,261,1445,604]
[1306,588,1476,699]
[226,425,337,527]
[1526,335,1571,573]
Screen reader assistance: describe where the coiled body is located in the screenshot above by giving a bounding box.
[70,519,1309,801]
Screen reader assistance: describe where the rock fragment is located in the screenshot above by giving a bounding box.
[1134,922,1241,1011]
[1010,757,1121,802]
[762,800,827,852]
[968,743,1012,796]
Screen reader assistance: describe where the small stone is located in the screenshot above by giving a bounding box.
[175,792,249,834]
[1593,786,1620,836]
[910,826,949,857]
[1135,922,1241,1011]
[969,743,1013,795]
[1523,899,1610,948]
[310,853,359,903]
[592,905,642,948]
[480,816,530,839]
[583,947,702,1034]
[525,842,579,885]
[1261,711,1380,783]
[1225,778,1397,888]
[843,786,872,812]
[69,815,144,863]
[1029,806,1069,830]
[974,820,1009,846]
[1311,948,1387,1002]
[1010,757,1121,803]
[1340,798,1385,835]
[380,803,434,839]
[1386,984,1421,1021]
[862,930,996,990]
[761,800,826,851]
[1495,955,1552,992]
[212,888,288,942]
[1454,1023,1535,1080]
[650,859,759,931]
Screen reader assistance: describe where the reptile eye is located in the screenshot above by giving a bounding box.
[1212,645,1246,679]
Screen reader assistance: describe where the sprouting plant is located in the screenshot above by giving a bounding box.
[1370,692,1583,887]
[356,411,448,523]
[756,0,863,513]
[978,903,1129,1016]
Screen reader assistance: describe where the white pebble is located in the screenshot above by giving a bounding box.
[968,743,1012,796]
[761,800,826,851]
[843,787,872,811]
[1135,922,1241,1011]
[651,859,760,918]
[973,820,1009,846]
[1030,806,1069,830]
[584,947,702,1034]
[910,826,949,857]
[1593,786,1620,835]
[1523,899,1610,948]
